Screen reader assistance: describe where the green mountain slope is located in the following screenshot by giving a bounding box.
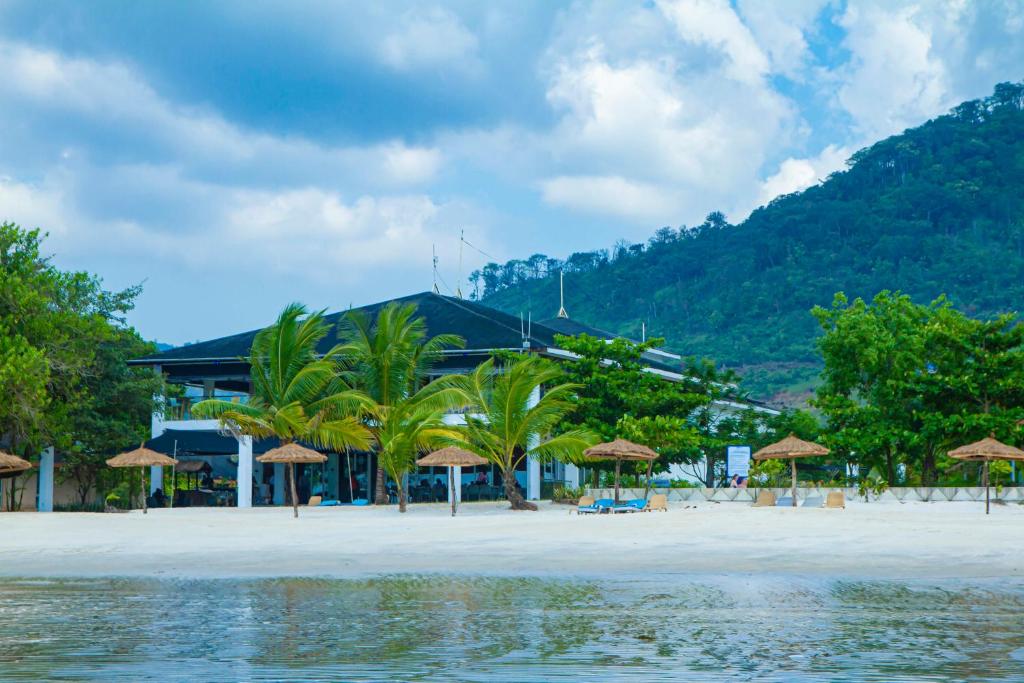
[476,82,1024,404]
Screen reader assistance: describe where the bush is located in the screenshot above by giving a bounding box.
[552,485,586,503]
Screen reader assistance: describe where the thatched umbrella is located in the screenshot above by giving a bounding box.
[753,434,829,508]
[106,446,178,514]
[948,435,1024,515]
[416,447,488,516]
[256,442,326,518]
[584,439,659,503]
[0,451,33,477]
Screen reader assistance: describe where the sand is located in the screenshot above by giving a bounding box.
[1,498,1021,580]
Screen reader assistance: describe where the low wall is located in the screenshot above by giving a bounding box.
[585,486,1024,504]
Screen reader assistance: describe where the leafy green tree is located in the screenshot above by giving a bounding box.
[337,302,466,506]
[1,221,160,509]
[553,334,706,483]
[451,355,597,510]
[60,327,165,505]
[194,303,371,518]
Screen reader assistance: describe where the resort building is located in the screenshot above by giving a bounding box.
[21,291,775,510]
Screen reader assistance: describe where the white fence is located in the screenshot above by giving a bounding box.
[586,486,1024,504]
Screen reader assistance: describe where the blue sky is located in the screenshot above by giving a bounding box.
[1,0,1022,344]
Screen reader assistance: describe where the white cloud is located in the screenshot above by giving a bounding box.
[0,41,444,189]
[535,4,798,224]
[834,4,952,141]
[541,175,683,223]
[754,144,850,210]
[735,0,829,78]
[657,0,771,84]
[378,6,479,72]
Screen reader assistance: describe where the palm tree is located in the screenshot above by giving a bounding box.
[337,302,465,506]
[193,303,371,517]
[371,396,464,512]
[450,355,597,510]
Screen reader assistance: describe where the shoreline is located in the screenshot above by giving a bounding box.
[2,500,1022,581]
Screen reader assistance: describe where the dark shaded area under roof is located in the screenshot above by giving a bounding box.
[145,429,297,456]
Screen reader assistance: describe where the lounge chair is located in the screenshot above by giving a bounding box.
[825,491,845,509]
[574,495,596,514]
[753,490,776,507]
[801,496,824,508]
[648,493,668,511]
[577,498,614,514]
[613,498,648,513]
[307,495,322,507]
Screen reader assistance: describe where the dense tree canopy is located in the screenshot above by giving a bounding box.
[478,81,1024,402]
[0,222,163,508]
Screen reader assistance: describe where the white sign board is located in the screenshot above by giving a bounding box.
[726,445,751,478]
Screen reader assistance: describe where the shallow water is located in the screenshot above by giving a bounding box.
[1,575,1022,682]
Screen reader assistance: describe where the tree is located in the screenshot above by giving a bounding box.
[337,302,466,506]
[451,355,597,510]
[59,327,164,505]
[193,303,371,518]
[1,221,160,509]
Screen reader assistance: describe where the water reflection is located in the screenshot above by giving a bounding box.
[0,576,1022,681]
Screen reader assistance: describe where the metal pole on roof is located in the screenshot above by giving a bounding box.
[557,272,569,318]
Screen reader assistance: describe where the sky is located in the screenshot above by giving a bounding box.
[1,0,1022,345]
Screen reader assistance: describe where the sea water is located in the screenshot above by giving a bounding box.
[1,575,1022,682]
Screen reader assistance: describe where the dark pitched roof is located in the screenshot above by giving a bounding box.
[134,292,597,364]
[538,317,627,341]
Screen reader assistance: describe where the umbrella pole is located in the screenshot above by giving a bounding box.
[985,460,990,515]
[290,462,299,519]
[450,466,456,517]
[614,459,621,504]
[346,450,353,503]
[644,459,654,499]
[141,467,148,514]
[791,460,797,508]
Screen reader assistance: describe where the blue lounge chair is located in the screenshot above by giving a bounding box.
[613,498,649,513]
[577,498,615,514]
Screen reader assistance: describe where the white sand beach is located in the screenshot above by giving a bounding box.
[1,499,1022,580]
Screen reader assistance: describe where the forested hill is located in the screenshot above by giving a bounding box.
[476,82,1024,404]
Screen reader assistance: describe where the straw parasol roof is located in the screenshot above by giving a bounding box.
[584,439,658,461]
[106,446,178,468]
[0,451,33,473]
[416,447,488,468]
[948,436,1024,461]
[256,442,327,464]
[753,434,829,460]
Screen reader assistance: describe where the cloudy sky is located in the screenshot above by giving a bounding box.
[1,1,1022,344]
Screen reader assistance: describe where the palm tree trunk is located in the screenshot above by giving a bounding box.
[504,467,537,511]
[398,486,408,513]
[614,459,621,503]
[290,462,299,519]
[374,464,388,505]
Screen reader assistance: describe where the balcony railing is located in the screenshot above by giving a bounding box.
[163,394,250,422]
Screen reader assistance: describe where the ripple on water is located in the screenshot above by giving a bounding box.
[0,575,1022,682]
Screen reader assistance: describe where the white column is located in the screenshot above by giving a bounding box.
[38,447,54,512]
[273,463,285,504]
[236,436,253,508]
[448,466,462,504]
[150,368,166,494]
[564,463,580,489]
[526,386,541,500]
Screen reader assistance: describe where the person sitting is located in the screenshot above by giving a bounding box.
[432,477,447,502]
[152,487,167,507]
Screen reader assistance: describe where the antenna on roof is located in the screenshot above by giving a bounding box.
[456,229,464,299]
[432,244,440,294]
[642,321,646,343]
[557,271,569,319]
